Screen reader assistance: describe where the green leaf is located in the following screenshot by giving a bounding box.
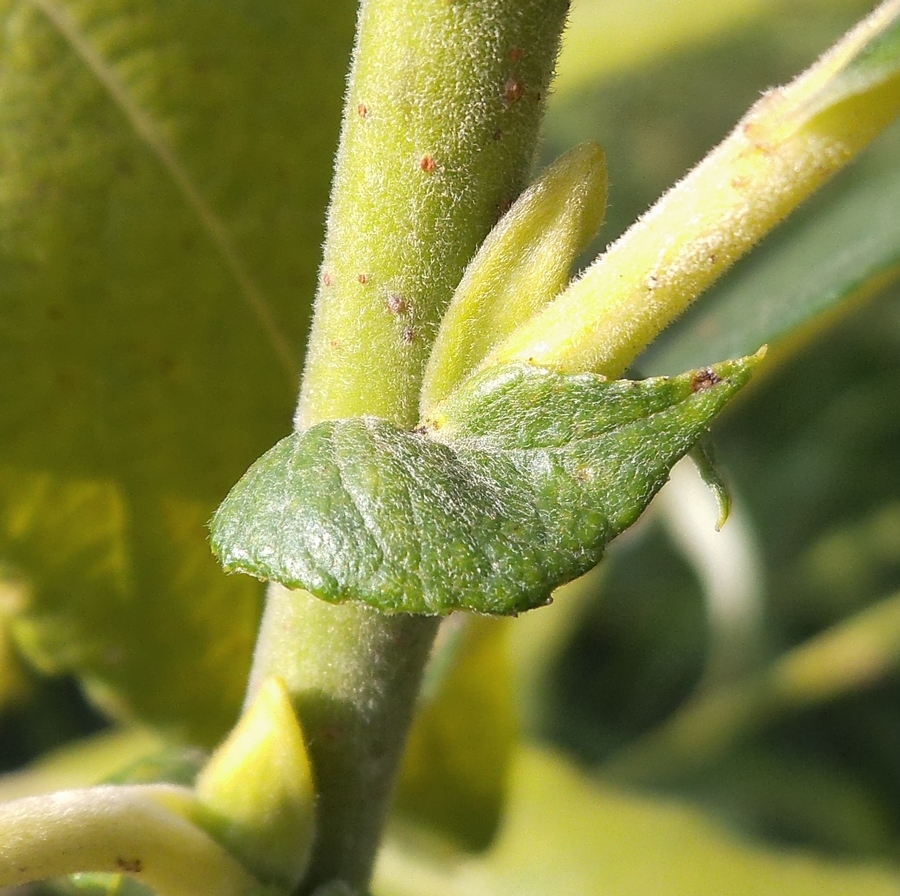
[0,1,355,742]
[211,355,760,616]
[394,616,516,851]
[604,588,900,786]
[644,156,900,374]
[373,746,900,896]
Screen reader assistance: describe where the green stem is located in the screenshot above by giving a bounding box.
[245,0,570,889]
[248,594,438,891]
[0,785,262,896]
[487,0,900,378]
[297,0,570,429]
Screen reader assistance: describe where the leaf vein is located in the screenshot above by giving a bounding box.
[28,0,299,380]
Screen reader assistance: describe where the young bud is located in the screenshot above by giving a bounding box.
[420,142,607,413]
[196,677,315,889]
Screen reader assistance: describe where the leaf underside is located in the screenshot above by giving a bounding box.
[211,357,759,616]
[0,0,355,742]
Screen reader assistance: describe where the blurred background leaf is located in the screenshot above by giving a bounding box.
[394,616,516,852]
[375,746,900,896]
[532,0,900,872]
[3,0,900,892]
[0,0,356,748]
[555,0,857,93]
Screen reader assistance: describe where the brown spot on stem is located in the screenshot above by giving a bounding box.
[509,46,523,61]
[387,293,408,315]
[357,102,368,118]
[402,326,418,344]
[117,858,143,874]
[357,273,370,284]
[691,368,721,392]
[493,129,504,141]
[418,416,443,433]
[322,271,332,287]
[504,77,524,103]
[420,154,437,172]
[742,120,774,153]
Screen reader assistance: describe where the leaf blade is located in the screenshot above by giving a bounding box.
[374,746,900,896]
[0,0,355,742]
[394,616,516,852]
[212,355,761,616]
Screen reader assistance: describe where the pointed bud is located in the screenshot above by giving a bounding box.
[195,677,315,889]
[420,142,607,413]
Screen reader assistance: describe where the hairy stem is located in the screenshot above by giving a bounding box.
[248,595,438,892]
[246,0,569,890]
[488,0,900,377]
[0,785,261,896]
[297,0,570,429]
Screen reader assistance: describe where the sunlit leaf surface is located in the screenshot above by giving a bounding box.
[0,0,355,743]
[376,746,900,896]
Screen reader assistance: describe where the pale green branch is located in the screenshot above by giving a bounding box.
[243,1,571,891]
[487,0,900,377]
[0,784,266,896]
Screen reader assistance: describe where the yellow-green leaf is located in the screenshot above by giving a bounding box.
[374,746,900,896]
[0,0,355,743]
[394,616,516,851]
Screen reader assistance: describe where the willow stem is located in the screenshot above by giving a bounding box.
[0,785,261,896]
[487,0,900,378]
[245,0,570,890]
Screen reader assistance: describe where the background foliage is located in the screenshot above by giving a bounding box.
[2,0,900,893]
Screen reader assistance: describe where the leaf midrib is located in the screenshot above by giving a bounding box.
[27,0,299,380]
